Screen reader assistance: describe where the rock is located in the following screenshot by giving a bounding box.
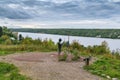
[101,74,106,77]
[2,57,6,60]
[112,78,118,80]
[50,55,54,57]
[106,76,111,79]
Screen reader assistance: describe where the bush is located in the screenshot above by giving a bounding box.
[70,40,84,51]
[0,37,58,55]
[21,37,33,44]
[4,39,12,45]
[71,49,80,61]
[58,53,68,61]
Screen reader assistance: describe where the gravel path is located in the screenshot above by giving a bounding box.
[0,52,102,80]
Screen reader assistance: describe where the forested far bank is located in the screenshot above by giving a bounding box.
[11,28,120,39]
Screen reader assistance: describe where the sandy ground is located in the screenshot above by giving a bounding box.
[0,52,103,80]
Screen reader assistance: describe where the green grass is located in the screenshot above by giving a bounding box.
[58,53,68,61]
[0,51,13,56]
[0,62,30,80]
[84,57,120,79]
[0,44,57,56]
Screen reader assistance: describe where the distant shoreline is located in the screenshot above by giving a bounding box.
[11,28,120,39]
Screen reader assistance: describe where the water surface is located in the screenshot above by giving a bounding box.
[18,32,120,51]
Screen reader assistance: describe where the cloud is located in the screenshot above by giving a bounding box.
[0,0,120,19]
[110,0,120,2]
[0,0,120,20]
[0,3,32,19]
[0,0,120,28]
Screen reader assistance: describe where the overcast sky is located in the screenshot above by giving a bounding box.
[0,0,120,28]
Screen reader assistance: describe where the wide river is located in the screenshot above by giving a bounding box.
[18,32,120,51]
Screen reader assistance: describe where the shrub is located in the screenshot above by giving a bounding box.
[70,40,84,51]
[58,53,68,61]
[71,49,80,61]
[21,37,33,44]
[4,39,12,45]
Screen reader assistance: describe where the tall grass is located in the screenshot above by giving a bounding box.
[0,44,57,55]
[0,37,57,55]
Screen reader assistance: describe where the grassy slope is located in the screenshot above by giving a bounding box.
[84,56,120,79]
[0,62,30,80]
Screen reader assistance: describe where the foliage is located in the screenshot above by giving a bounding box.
[21,37,33,44]
[0,62,17,74]
[84,57,120,79]
[68,40,110,56]
[85,42,110,55]
[71,49,80,61]
[2,26,16,39]
[0,51,13,56]
[58,53,68,61]
[0,26,17,45]
[111,50,120,60]
[0,62,30,80]
[10,72,30,80]
[70,40,84,51]
[11,28,120,39]
[0,37,57,55]
[0,35,13,45]
[0,27,58,54]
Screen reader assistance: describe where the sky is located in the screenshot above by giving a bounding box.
[0,0,120,29]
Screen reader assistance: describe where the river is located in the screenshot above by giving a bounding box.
[18,32,120,51]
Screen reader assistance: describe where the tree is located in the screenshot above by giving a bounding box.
[0,26,2,37]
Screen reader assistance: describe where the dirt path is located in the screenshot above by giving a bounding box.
[0,52,102,80]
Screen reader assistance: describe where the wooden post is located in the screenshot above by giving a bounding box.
[85,58,90,66]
